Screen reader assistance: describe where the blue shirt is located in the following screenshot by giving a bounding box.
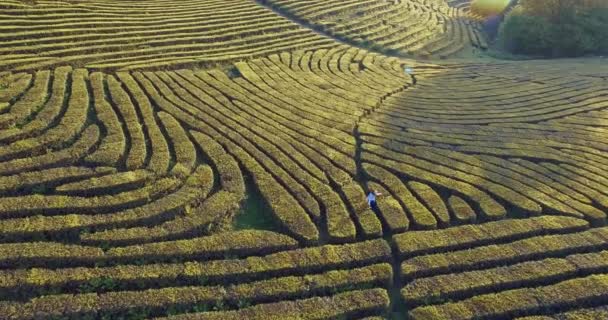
[367,193,376,205]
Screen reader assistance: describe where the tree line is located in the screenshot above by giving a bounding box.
[498,0,608,57]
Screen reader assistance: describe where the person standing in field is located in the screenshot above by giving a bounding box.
[404,67,417,85]
[367,190,382,210]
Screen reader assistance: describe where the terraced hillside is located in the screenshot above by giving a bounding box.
[0,0,607,319]
[260,0,487,58]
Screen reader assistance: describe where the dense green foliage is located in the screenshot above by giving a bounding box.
[499,4,608,57]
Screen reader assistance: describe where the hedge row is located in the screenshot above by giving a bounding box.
[0,166,115,195]
[0,124,100,176]
[248,56,367,117]
[106,74,149,171]
[394,215,590,258]
[181,69,363,243]
[155,288,390,320]
[364,143,541,216]
[0,176,181,218]
[0,165,207,241]
[115,72,172,175]
[133,72,320,244]
[414,146,604,221]
[479,155,595,207]
[0,239,391,296]
[55,169,153,195]
[0,72,31,103]
[151,70,321,219]
[189,131,244,195]
[409,273,608,320]
[362,153,506,220]
[184,67,352,173]
[180,73,359,241]
[447,195,476,223]
[158,111,197,176]
[105,230,298,263]
[517,306,608,320]
[262,0,478,58]
[0,0,336,71]
[80,165,215,245]
[408,181,450,226]
[403,250,608,306]
[0,69,88,163]
[85,71,126,167]
[0,241,104,269]
[365,163,438,229]
[508,159,606,211]
[85,189,236,245]
[380,84,607,123]
[0,67,72,145]
[341,181,383,238]
[2,70,50,128]
[202,65,358,158]
[0,265,391,319]
[367,182,409,233]
[0,230,296,268]
[401,226,608,278]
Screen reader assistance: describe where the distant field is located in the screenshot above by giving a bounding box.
[0,0,607,319]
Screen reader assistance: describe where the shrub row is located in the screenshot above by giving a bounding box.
[0,67,72,145]
[180,72,360,241]
[0,264,391,319]
[55,169,153,195]
[85,72,126,167]
[416,146,604,221]
[132,72,319,244]
[362,153,506,219]
[85,189,234,246]
[0,166,115,195]
[151,70,321,219]
[262,0,476,58]
[341,181,383,238]
[409,273,608,320]
[216,63,356,152]
[0,165,207,241]
[106,74,149,171]
[189,131,244,195]
[105,230,298,263]
[393,215,589,258]
[3,70,50,128]
[184,67,350,180]
[158,111,197,176]
[365,143,542,215]
[0,69,88,162]
[401,226,608,278]
[115,72,172,175]
[0,0,336,71]
[0,124,100,176]
[516,306,608,320]
[155,288,390,320]
[365,163,437,229]
[0,239,391,297]
[403,249,608,306]
[367,182,410,233]
[407,181,450,226]
[0,73,31,103]
[0,176,181,218]
[80,165,215,245]
[447,195,476,223]
[0,230,296,269]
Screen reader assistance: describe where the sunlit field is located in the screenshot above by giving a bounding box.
[0,0,607,319]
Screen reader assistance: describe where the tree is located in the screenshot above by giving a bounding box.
[520,0,607,23]
[498,0,608,57]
